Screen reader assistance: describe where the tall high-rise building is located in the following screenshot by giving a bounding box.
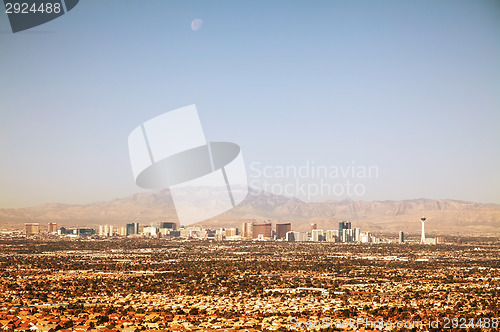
[48,223,57,234]
[361,231,372,243]
[276,223,291,240]
[399,231,404,243]
[354,228,361,242]
[126,223,140,236]
[143,226,158,237]
[346,228,355,243]
[325,230,338,242]
[311,229,324,242]
[99,225,114,237]
[310,223,317,232]
[225,228,237,237]
[124,223,140,236]
[242,222,253,238]
[339,221,351,242]
[253,222,272,238]
[25,223,40,236]
[286,231,308,242]
[118,226,127,236]
[215,229,224,241]
[420,217,426,244]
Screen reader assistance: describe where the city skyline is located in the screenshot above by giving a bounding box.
[17,219,426,245]
[1,0,499,208]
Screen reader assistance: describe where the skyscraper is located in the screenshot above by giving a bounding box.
[48,223,57,234]
[126,223,135,236]
[420,217,426,244]
[143,226,157,237]
[118,226,127,236]
[253,222,272,238]
[339,221,351,242]
[25,223,40,236]
[346,228,355,243]
[342,229,349,243]
[354,228,361,242]
[325,230,337,242]
[99,225,114,236]
[242,222,253,238]
[125,223,140,236]
[311,229,324,242]
[225,228,237,237]
[399,231,404,243]
[286,231,308,242]
[276,223,291,240]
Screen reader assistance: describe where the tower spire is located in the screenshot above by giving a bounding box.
[420,217,426,244]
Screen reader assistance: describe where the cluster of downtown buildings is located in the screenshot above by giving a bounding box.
[23,221,386,244]
[239,221,382,243]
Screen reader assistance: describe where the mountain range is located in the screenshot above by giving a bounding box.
[1,189,499,234]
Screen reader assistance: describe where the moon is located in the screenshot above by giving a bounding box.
[191,19,204,31]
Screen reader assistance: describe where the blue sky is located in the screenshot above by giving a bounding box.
[0,0,499,207]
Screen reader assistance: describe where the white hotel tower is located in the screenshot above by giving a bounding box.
[420,216,426,244]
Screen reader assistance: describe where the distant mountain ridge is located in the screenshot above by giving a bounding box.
[0,189,499,234]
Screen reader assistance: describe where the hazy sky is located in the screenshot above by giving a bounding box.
[0,0,499,208]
